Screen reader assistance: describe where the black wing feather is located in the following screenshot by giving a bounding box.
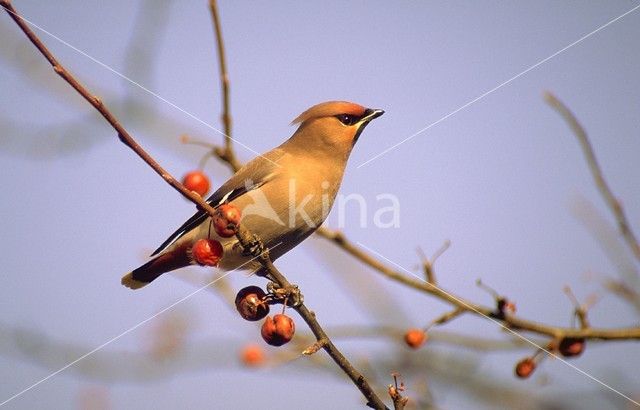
[150,181,265,256]
[150,149,284,256]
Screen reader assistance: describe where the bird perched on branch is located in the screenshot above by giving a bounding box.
[122,101,384,289]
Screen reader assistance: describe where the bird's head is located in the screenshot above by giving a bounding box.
[286,101,384,159]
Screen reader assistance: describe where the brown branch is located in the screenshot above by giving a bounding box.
[417,240,450,284]
[234,225,389,410]
[0,2,388,408]
[388,373,408,410]
[428,308,465,328]
[208,0,241,171]
[571,195,640,312]
[544,91,640,262]
[296,325,537,352]
[389,386,407,410]
[0,0,219,219]
[316,228,640,341]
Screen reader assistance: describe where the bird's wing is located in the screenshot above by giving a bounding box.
[150,149,285,256]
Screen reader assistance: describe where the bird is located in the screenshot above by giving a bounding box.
[122,101,384,289]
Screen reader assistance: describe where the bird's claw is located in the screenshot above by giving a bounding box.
[242,234,265,257]
[268,282,303,307]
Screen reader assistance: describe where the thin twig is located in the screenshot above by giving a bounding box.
[544,91,640,262]
[208,0,241,171]
[0,2,388,408]
[417,240,450,284]
[428,308,465,329]
[388,373,408,410]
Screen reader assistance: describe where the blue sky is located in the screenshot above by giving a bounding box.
[1,1,639,409]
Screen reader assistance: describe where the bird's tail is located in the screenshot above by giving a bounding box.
[121,247,190,290]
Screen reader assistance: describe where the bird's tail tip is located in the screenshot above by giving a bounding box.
[121,272,148,290]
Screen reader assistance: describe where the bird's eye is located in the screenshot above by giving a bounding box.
[336,114,359,126]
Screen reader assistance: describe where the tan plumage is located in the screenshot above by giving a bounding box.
[122,101,384,289]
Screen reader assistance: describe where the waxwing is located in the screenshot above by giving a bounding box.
[122,101,384,289]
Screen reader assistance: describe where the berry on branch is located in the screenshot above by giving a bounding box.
[558,337,585,357]
[235,286,270,321]
[191,238,224,266]
[213,204,242,238]
[182,170,210,197]
[514,357,536,379]
[261,314,295,346]
[404,328,427,349]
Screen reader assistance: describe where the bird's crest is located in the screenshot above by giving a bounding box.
[291,101,366,125]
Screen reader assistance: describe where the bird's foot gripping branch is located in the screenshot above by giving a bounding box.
[266,282,304,308]
[241,233,267,258]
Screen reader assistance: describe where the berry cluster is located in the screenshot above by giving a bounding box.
[235,285,296,347]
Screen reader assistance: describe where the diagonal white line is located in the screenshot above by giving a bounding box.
[358,3,640,168]
[0,242,283,407]
[1,5,282,168]
[356,241,640,408]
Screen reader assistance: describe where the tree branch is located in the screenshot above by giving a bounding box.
[544,91,640,263]
[316,228,640,341]
[208,0,241,171]
[234,225,389,409]
[0,0,219,218]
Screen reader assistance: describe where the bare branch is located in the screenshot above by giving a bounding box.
[428,308,465,328]
[388,373,409,410]
[316,228,640,341]
[208,0,241,171]
[545,91,640,262]
[0,0,219,218]
[233,224,389,409]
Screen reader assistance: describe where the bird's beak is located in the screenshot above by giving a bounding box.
[353,108,384,144]
[361,108,385,123]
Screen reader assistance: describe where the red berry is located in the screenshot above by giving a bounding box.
[182,171,210,197]
[261,314,295,346]
[559,337,585,357]
[404,328,427,349]
[515,357,536,379]
[235,286,270,321]
[240,343,266,367]
[213,204,242,238]
[191,239,223,266]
